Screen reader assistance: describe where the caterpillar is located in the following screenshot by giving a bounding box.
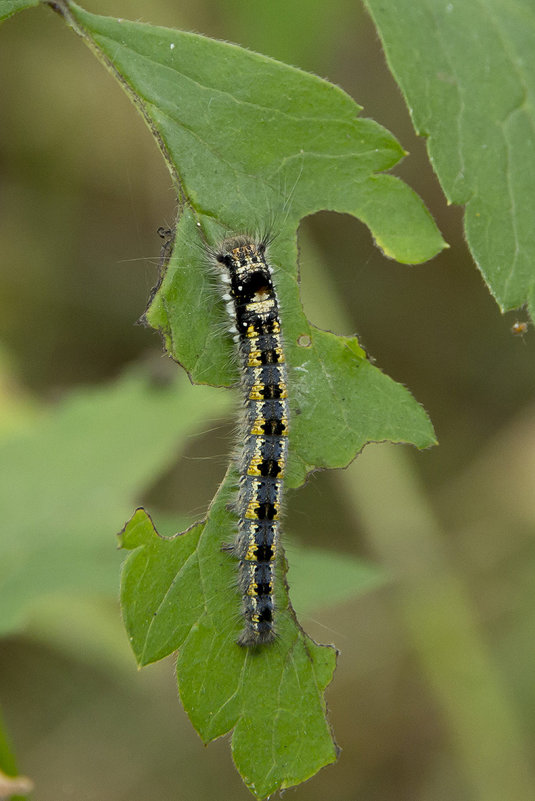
[214,235,289,647]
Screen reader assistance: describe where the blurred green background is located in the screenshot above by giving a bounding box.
[1,1,535,799]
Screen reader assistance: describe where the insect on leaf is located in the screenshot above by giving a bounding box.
[56,3,441,796]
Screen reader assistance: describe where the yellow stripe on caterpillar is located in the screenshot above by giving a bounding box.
[246,347,285,367]
[244,499,281,520]
[248,383,288,401]
[244,541,277,561]
[246,580,274,597]
[246,453,285,478]
[249,417,289,436]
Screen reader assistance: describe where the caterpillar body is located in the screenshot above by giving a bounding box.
[215,235,289,647]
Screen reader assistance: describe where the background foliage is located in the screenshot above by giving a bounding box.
[1,1,535,800]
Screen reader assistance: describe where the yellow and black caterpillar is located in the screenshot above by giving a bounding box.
[215,236,289,646]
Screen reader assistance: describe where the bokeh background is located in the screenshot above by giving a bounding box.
[2,1,535,799]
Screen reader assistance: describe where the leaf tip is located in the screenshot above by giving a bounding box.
[117,507,156,550]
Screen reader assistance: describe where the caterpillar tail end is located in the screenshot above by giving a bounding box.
[237,624,277,648]
[237,602,277,646]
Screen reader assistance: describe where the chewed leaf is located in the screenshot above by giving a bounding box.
[59,4,438,483]
[364,0,535,316]
[286,326,436,486]
[146,207,436,488]
[56,4,440,794]
[149,512,385,619]
[66,3,445,264]
[119,500,338,799]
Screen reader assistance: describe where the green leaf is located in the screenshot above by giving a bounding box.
[50,5,440,794]
[66,2,444,264]
[364,0,535,315]
[146,510,384,616]
[119,504,339,799]
[0,0,39,22]
[57,6,437,489]
[0,706,32,801]
[143,206,437,489]
[0,370,231,635]
[152,511,385,618]
[0,708,17,781]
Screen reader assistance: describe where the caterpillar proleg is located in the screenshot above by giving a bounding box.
[214,235,289,646]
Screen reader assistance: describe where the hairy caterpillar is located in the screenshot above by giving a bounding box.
[214,235,289,646]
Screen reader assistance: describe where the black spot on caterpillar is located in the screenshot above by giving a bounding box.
[214,235,289,647]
